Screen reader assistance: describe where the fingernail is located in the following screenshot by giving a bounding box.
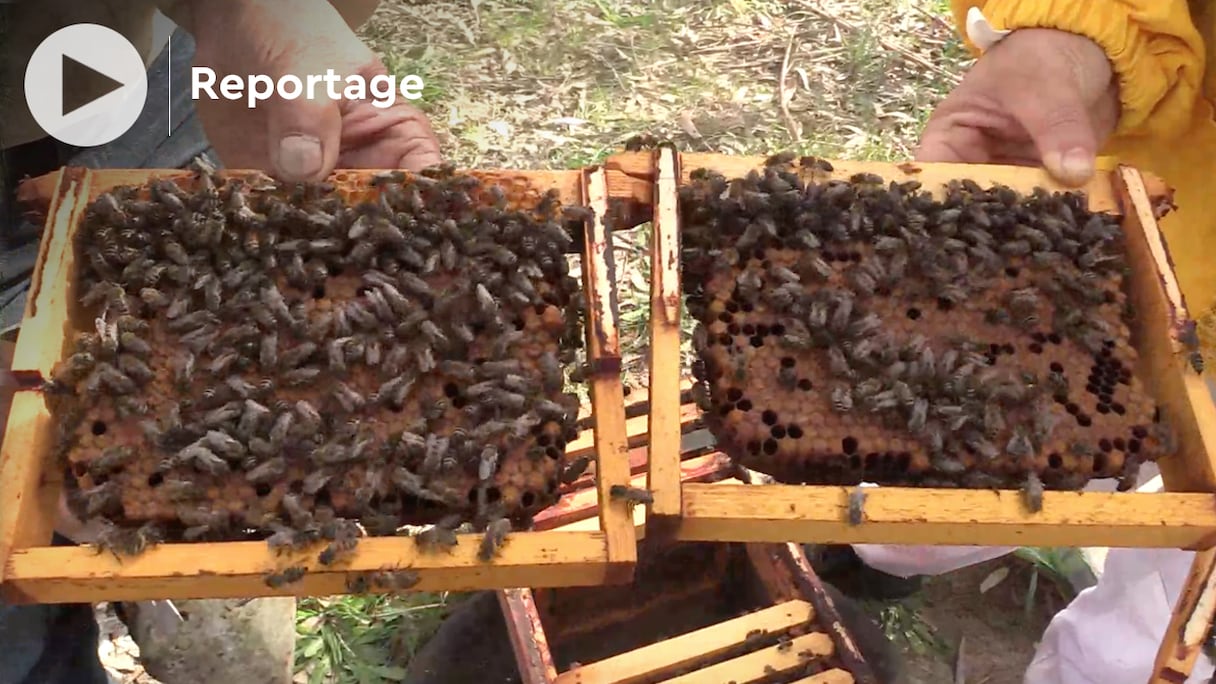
[277,134,323,180]
[1056,147,1094,185]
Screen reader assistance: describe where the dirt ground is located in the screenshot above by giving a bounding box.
[867,556,1067,684]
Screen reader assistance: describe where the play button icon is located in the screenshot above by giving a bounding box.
[62,54,127,119]
[24,23,149,148]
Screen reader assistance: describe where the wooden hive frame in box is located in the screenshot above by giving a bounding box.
[636,149,1216,548]
[500,389,877,684]
[500,546,870,684]
[624,149,1216,683]
[0,164,637,603]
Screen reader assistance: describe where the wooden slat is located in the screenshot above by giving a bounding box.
[0,168,90,584]
[498,588,559,684]
[789,670,855,684]
[1150,549,1216,683]
[579,166,637,573]
[677,484,1216,548]
[656,631,835,684]
[648,147,684,521]
[2,531,623,603]
[555,600,814,684]
[537,453,732,531]
[603,152,1171,217]
[564,401,701,464]
[551,499,647,538]
[775,543,878,684]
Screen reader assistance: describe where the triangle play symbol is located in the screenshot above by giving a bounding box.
[62,54,126,118]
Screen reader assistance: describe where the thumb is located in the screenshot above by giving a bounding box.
[265,95,343,183]
[1008,83,1098,187]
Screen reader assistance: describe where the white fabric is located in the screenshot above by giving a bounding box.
[853,542,1015,578]
[965,7,1011,52]
[1024,548,1215,684]
[850,465,1214,682]
[859,546,1216,682]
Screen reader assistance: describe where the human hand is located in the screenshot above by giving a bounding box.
[916,28,1120,187]
[189,0,442,181]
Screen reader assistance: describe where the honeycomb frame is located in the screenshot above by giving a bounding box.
[0,164,637,603]
[638,150,1216,550]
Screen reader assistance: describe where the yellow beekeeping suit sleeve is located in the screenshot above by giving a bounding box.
[947,1,1206,143]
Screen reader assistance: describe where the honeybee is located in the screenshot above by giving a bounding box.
[264,565,307,589]
[477,518,512,562]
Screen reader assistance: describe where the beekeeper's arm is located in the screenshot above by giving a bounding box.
[948,1,1204,143]
[919,0,1202,188]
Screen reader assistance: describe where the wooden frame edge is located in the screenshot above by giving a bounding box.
[3,531,624,603]
[1114,166,1216,492]
[580,165,638,578]
[647,147,684,524]
[499,588,559,684]
[675,483,1216,548]
[0,167,92,583]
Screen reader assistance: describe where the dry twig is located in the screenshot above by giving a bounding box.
[796,1,961,85]
[778,33,801,141]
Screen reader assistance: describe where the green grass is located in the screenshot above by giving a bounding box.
[1013,547,1086,616]
[586,0,661,29]
[295,593,456,684]
[381,49,449,108]
[869,599,948,656]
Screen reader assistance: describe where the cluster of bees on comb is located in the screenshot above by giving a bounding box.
[45,159,593,587]
[681,153,1178,513]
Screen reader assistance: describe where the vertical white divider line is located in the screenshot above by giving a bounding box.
[167,34,172,137]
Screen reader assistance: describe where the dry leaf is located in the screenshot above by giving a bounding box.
[548,117,589,128]
[979,566,1009,594]
[794,66,811,91]
[536,131,571,145]
[629,269,648,294]
[677,111,702,139]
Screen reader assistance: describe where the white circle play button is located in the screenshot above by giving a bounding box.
[24,23,149,148]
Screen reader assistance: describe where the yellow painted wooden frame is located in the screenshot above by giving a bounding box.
[0,165,637,603]
[639,150,1216,549]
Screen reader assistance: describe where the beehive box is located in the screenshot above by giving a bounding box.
[499,538,878,684]
[500,394,879,684]
[0,164,636,603]
[476,362,875,683]
[633,149,1216,549]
